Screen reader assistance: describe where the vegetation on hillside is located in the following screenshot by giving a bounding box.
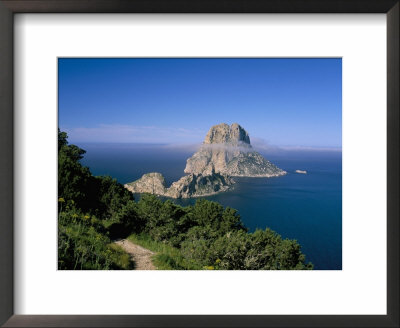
[58,130,312,270]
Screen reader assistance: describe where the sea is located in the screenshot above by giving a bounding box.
[79,143,342,270]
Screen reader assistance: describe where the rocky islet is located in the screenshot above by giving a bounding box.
[125,123,286,198]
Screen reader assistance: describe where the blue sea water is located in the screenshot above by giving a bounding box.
[80,143,342,270]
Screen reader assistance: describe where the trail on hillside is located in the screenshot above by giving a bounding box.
[115,239,156,270]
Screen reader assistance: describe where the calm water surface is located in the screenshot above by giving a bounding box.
[80,143,342,270]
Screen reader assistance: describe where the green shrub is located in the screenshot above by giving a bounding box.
[58,209,133,270]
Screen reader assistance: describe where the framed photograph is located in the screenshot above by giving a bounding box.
[57,57,339,272]
[0,1,398,327]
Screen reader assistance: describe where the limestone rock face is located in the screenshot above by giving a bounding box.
[204,123,251,146]
[167,173,234,198]
[125,172,234,199]
[185,123,286,177]
[124,172,167,195]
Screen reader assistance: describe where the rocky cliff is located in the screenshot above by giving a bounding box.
[125,123,285,198]
[204,122,251,146]
[124,171,234,199]
[124,173,168,195]
[184,123,286,177]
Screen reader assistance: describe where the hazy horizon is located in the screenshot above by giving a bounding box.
[70,139,342,153]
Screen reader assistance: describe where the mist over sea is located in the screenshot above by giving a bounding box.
[79,143,342,270]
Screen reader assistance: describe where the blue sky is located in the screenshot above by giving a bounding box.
[59,58,342,149]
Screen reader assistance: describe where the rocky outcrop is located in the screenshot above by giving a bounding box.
[124,171,234,199]
[167,172,234,198]
[184,123,286,177]
[125,123,286,198]
[204,123,251,146]
[124,173,168,195]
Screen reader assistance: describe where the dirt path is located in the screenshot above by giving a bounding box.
[115,239,156,270]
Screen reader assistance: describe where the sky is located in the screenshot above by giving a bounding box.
[58,58,342,149]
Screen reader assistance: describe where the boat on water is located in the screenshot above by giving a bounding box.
[295,170,307,174]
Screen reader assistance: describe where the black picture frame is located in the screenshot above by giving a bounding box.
[0,1,398,327]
